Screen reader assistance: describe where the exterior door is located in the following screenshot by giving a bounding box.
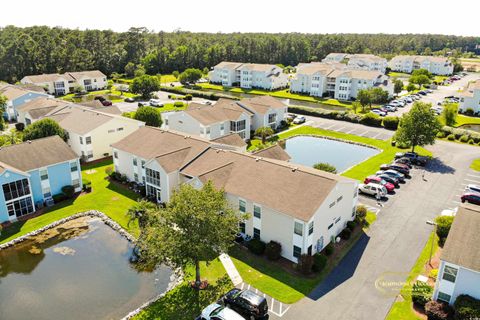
[316,236,324,253]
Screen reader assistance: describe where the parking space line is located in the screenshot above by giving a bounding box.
[323,124,336,130]
[270,298,275,311]
[345,128,356,134]
[358,130,369,136]
[452,200,461,204]
[371,132,381,139]
[465,178,480,183]
[467,173,480,178]
[336,126,345,132]
[240,282,244,290]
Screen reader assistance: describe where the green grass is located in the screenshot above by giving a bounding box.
[389,72,411,78]
[365,211,377,228]
[275,126,431,180]
[0,159,140,244]
[470,159,480,172]
[386,232,439,320]
[133,259,232,320]
[197,83,353,109]
[455,115,480,127]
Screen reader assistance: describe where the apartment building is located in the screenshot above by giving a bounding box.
[291,62,393,100]
[323,53,387,73]
[20,70,107,95]
[433,204,480,305]
[388,55,454,75]
[111,127,359,263]
[0,84,50,121]
[163,96,288,140]
[209,62,288,90]
[459,79,480,114]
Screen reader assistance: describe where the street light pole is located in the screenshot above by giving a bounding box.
[426,220,437,267]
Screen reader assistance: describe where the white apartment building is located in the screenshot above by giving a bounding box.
[111,127,359,263]
[323,53,349,63]
[21,70,108,95]
[323,53,387,73]
[388,55,454,75]
[291,63,393,100]
[163,96,288,140]
[459,79,480,114]
[433,204,480,305]
[209,62,288,90]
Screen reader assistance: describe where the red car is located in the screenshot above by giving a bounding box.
[461,193,480,205]
[364,176,395,193]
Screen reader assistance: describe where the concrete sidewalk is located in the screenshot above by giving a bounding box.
[219,253,243,286]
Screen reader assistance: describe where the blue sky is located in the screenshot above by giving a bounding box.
[2,0,479,36]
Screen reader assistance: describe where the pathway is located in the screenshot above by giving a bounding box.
[219,253,242,286]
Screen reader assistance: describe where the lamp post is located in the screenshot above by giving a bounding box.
[426,220,437,267]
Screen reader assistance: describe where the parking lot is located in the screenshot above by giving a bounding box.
[235,282,291,318]
[311,118,394,140]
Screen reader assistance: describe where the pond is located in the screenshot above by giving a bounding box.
[284,136,379,172]
[0,217,174,320]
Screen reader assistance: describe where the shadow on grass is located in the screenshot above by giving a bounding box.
[106,180,142,202]
[134,275,231,320]
[0,220,26,243]
[81,158,114,171]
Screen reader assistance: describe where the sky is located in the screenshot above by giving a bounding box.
[1,0,479,36]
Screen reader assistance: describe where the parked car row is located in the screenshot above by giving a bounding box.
[358,152,428,199]
[196,288,269,320]
[461,184,480,206]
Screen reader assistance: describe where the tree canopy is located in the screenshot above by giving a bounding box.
[254,126,274,144]
[22,118,67,141]
[395,102,442,151]
[130,74,161,98]
[136,181,243,287]
[393,79,404,94]
[133,106,163,127]
[178,68,203,85]
[442,103,458,127]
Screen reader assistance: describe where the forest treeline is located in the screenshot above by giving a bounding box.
[0,25,478,82]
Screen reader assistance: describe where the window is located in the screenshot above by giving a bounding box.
[114,151,118,159]
[239,199,246,213]
[146,168,161,186]
[308,221,314,235]
[70,161,78,172]
[6,197,33,217]
[85,136,92,144]
[337,196,343,202]
[293,245,301,258]
[220,123,225,131]
[329,201,335,208]
[108,129,115,133]
[141,160,146,169]
[437,291,451,303]
[268,113,277,123]
[206,127,210,135]
[134,173,138,182]
[72,179,80,189]
[294,221,303,236]
[239,222,246,234]
[42,186,51,198]
[133,157,138,166]
[79,136,83,144]
[253,205,261,218]
[335,217,341,224]
[39,168,49,181]
[328,223,334,230]
[442,265,458,283]
[87,151,93,159]
[253,228,260,240]
[117,127,123,132]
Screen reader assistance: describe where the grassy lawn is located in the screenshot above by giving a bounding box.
[118,75,177,84]
[455,114,480,127]
[275,126,431,181]
[196,83,352,109]
[61,88,140,102]
[133,259,232,320]
[386,232,439,320]
[389,72,411,78]
[470,158,480,171]
[365,211,377,227]
[0,159,140,244]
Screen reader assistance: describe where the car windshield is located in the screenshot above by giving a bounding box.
[380,180,387,185]
[210,306,225,316]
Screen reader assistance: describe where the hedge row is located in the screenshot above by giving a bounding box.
[287,106,399,130]
[437,126,480,146]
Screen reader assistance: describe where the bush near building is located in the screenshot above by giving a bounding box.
[247,238,266,255]
[425,300,453,320]
[434,215,454,246]
[265,241,282,260]
[453,294,480,320]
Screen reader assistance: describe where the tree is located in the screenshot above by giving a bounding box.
[395,102,442,152]
[412,68,432,79]
[406,83,416,92]
[313,162,337,174]
[352,101,361,114]
[255,126,274,144]
[357,89,372,111]
[178,68,203,85]
[393,79,404,94]
[130,75,161,99]
[134,65,146,77]
[124,62,136,78]
[202,67,209,75]
[0,94,6,114]
[127,200,158,228]
[409,74,431,88]
[133,106,162,127]
[442,103,458,127]
[370,87,389,104]
[23,118,67,141]
[136,181,242,288]
[172,70,180,79]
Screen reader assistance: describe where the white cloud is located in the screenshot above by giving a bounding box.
[1,0,479,36]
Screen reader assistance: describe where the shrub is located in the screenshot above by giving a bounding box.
[425,300,452,320]
[312,253,327,273]
[15,123,25,131]
[313,162,337,174]
[465,108,475,116]
[324,243,334,256]
[105,166,113,176]
[184,94,193,101]
[454,294,480,320]
[347,220,356,232]
[447,134,455,141]
[411,281,433,308]
[356,205,367,222]
[52,193,67,203]
[340,228,351,240]
[360,112,382,127]
[61,185,75,198]
[174,101,184,108]
[383,116,400,130]
[265,241,282,260]
[82,179,92,192]
[247,238,266,255]
[429,269,438,280]
[435,216,454,246]
[459,135,469,143]
[436,131,446,138]
[468,139,475,145]
[297,254,314,275]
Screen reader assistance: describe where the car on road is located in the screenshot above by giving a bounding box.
[405,97,413,103]
[377,174,400,187]
[395,152,427,166]
[101,100,113,106]
[124,97,135,103]
[149,99,163,107]
[196,303,244,320]
[293,115,306,124]
[465,184,480,194]
[363,176,395,193]
[223,289,269,320]
[461,192,480,205]
[371,109,387,117]
[376,170,405,183]
[358,183,387,198]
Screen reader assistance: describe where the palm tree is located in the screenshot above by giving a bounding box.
[255,126,275,144]
[127,200,158,228]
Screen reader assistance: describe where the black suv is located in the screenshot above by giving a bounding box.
[223,288,268,319]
